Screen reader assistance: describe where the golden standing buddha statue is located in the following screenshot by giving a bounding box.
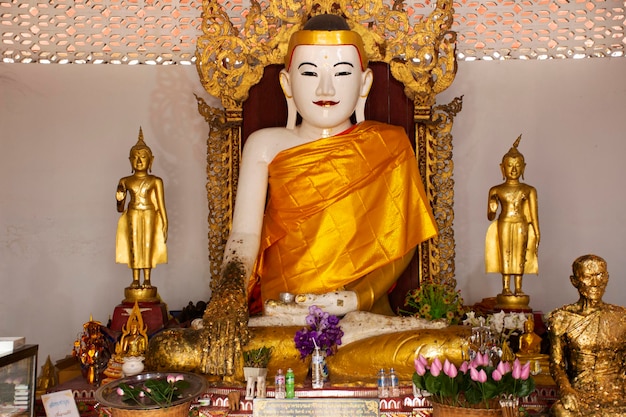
[116,128,168,303]
[485,136,540,310]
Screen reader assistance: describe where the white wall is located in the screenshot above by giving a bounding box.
[0,63,218,363]
[1,57,625,365]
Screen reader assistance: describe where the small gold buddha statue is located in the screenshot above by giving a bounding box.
[516,315,548,376]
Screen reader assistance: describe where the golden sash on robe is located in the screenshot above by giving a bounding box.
[252,120,437,304]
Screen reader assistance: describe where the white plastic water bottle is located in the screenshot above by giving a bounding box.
[377,368,389,398]
[274,369,286,399]
[311,346,324,389]
[389,368,400,397]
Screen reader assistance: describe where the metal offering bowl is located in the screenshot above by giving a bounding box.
[95,371,208,410]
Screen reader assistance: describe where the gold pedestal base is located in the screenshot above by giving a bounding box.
[495,293,531,311]
[124,287,159,303]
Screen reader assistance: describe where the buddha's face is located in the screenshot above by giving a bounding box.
[282,44,371,130]
[501,155,525,180]
[130,148,153,172]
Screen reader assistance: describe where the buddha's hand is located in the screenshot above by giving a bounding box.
[202,260,250,376]
[560,387,579,412]
[293,291,358,316]
[116,183,126,201]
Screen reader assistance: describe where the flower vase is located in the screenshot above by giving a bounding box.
[499,397,519,417]
[121,356,145,377]
[308,351,329,387]
[243,367,267,399]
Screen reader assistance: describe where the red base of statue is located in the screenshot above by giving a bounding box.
[110,301,168,335]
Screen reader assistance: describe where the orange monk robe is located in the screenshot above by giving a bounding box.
[251,120,437,306]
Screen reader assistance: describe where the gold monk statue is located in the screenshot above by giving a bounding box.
[146,15,467,380]
[485,135,539,308]
[116,128,168,289]
[547,255,626,417]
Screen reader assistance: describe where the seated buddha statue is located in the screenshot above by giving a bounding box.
[518,315,541,356]
[146,14,468,382]
[516,314,548,376]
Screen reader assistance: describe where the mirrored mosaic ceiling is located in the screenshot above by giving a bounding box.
[1,0,624,64]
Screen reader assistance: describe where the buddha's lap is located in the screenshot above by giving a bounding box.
[146,324,470,382]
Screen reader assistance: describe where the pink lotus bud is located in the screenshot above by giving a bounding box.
[414,359,427,376]
[459,361,469,374]
[470,368,487,383]
[443,360,458,378]
[477,369,487,383]
[430,358,443,377]
[139,391,146,397]
[471,352,488,368]
[512,359,522,379]
[496,361,510,375]
[492,369,503,381]
[417,354,428,366]
[116,388,124,396]
[175,374,184,382]
[521,361,531,380]
[167,375,176,384]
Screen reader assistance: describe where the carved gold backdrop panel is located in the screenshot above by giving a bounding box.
[195,0,461,287]
[1,0,623,63]
[195,0,457,113]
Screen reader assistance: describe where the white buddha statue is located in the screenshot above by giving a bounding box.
[146,14,467,382]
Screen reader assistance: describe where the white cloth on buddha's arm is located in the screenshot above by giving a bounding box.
[248,309,448,346]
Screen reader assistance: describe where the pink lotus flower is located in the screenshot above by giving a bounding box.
[412,355,535,409]
[512,359,522,379]
[443,359,458,378]
[414,354,429,375]
[114,373,195,407]
[470,367,487,383]
[497,360,511,375]
[430,357,443,377]
[416,354,428,367]
[520,361,531,380]
[492,368,503,381]
[414,358,427,376]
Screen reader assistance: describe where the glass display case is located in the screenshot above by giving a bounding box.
[0,345,38,417]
